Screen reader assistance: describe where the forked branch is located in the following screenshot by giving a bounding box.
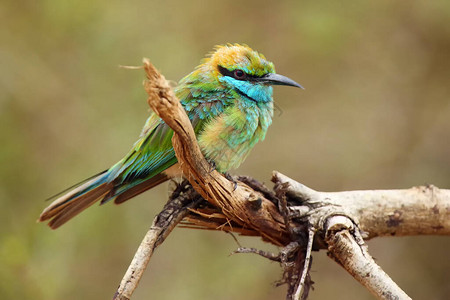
[113,60,450,300]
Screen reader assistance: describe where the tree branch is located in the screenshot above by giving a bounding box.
[326,216,411,300]
[273,172,450,240]
[272,172,449,299]
[143,58,289,246]
[113,60,449,300]
[113,184,203,300]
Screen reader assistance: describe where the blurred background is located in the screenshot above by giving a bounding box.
[1,0,449,299]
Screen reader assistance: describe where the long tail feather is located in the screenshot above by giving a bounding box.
[44,170,108,202]
[47,183,112,229]
[39,171,170,229]
[39,173,114,229]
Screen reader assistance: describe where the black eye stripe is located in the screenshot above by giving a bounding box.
[218,65,236,78]
[217,65,264,81]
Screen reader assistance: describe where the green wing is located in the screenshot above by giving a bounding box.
[104,80,232,204]
[103,113,177,203]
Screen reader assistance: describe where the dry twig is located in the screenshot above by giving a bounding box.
[113,185,202,300]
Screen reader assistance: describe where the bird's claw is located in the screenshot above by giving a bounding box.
[224,172,238,191]
[207,159,216,174]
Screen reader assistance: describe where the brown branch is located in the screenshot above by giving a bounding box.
[143,58,289,246]
[114,60,449,300]
[141,59,314,299]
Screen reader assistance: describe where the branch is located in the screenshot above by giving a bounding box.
[273,172,450,240]
[113,60,449,300]
[326,216,411,300]
[143,59,289,246]
[141,59,314,299]
[272,172,450,299]
[113,184,202,300]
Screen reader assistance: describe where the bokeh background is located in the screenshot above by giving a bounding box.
[1,0,449,299]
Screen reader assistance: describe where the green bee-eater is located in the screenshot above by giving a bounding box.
[39,44,303,229]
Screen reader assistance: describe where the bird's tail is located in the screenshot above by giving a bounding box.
[39,171,114,229]
[39,170,169,229]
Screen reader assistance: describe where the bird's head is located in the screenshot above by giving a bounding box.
[199,44,303,103]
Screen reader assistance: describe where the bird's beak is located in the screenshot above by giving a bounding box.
[257,73,304,89]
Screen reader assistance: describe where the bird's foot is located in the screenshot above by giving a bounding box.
[224,172,238,191]
[168,178,191,200]
[207,159,216,174]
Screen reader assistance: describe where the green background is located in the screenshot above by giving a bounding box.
[1,1,449,299]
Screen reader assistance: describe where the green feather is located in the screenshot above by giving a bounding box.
[40,44,302,228]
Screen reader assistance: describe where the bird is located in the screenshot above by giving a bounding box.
[39,44,303,229]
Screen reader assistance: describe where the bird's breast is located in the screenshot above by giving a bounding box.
[197,101,273,172]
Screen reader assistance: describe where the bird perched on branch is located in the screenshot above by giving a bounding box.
[39,44,303,229]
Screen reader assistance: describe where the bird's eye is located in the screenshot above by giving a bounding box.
[233,69,246,80]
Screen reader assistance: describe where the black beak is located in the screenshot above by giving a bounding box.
[257,73,304,89]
